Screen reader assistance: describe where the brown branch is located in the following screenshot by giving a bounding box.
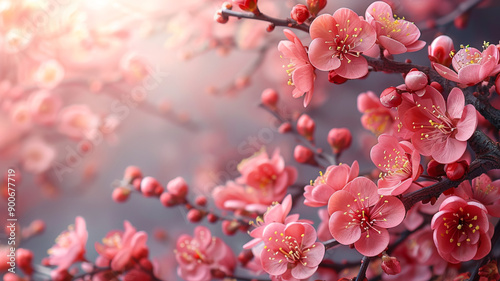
[221,9,309,33]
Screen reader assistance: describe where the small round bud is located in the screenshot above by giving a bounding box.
[294,145,314,164]
[445,161,469,181]
[222,220,239,235]
[261,88,279,108]
[381,253,401,275]
[327,128,352,154]
[140,177,163,197]
[214,10,229,24]
[166,177,188,199]
[124,166,142,184]
[207,213,218,223]
[195,195,207,206]
[328,70,348,84]
[160,192,177,207]
[291,4,310,25]
[132,178,142,191]
[454,12,469,30]
[405,70,428,91]
[3,273,23,281]
[266,24,275,32]
[187,209,204,223]
[428,35,454,66]
[297,114,315,141]
[29,219,45,235]
[278,122,292,133]
[380,87,402,108]
[16,248,33,275]
[306,0,326,17]
[112,187,131,203]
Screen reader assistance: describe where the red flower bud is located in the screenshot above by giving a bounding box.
[195,195,207,206]
[405,70,428,91]
[381,254,401,275]
[427,159,445,177]
[233,0,259,14]
[478,260,500,281]
[380,87,402,108]
[166,177,188,199]
[428,35,455,66]
[297,114,315,141]
[261,88,279,108]
[328,70,348,84]
[187,209,204,223]
[291,4,310,24]
[294,145,314,164]
[160,192,177,207]
[445,160,469,181]
[430,81,444,93]
[278,122,292,133]
[16,248,33,275]
[124,166,142,184]
[112,187,131,203]
[306,0,327,17]
[222,220,239,235]
[327,128,352,154]
[214,10,229,24]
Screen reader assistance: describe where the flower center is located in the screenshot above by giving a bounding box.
[412,103,457,141]
[378,148,411,180]
[443,207,480,247]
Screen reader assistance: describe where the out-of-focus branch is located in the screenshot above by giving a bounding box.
[221,9,310,33]
[418,0,485,31]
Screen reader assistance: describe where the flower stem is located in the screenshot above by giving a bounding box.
[221,9,310,33]
[356,256,371,281]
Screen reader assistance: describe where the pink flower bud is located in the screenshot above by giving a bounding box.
[195,195,207,206]
[327,128,352,154]
[124,166,142,184]
[291,4,310,24]
[132,178,142,191]
[166,177,188,199]
[278,122,292,133]
[428,35,455,66]
[159,192,177,207]
[16,249,33,275]
[297,114,315,141]
[427,159,445,177]
[112,187,130,203]
[445,160,469,181]
[50,269,72,281]
[207,213,218,223]
[306,0,326,17]
[140,177,163,197]
[261,88,279,108]
[187,209,204,223]
[381,254,401,275]
[380,87,402,108]
[294,145,314,164]
[233,0,259,14]
[430,81,444,93]
[214,10,229,24]
[238,249,254,266]
[405,70,428,91]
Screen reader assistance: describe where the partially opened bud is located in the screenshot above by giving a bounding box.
[233,0,259,14]
[445,160,469,181]
[261,88,279,108]
[427,159,445,177]
[405,70,428,91]
[297,114,315,141]
[214,10,229,24]
[291,4,310,24]
[294,145,314,164]
[428,35,455,66]
[306,0,327,17]
[381,253,401,275]
[380,87,401,108]
[327,128,352,154]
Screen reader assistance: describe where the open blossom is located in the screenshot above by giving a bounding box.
[303,161,359,207]
[21,137,56,174]
[58,105,100,140]
[34,59,65,89]
[278,29,316,107]
[370,134,421,195]
[433,44,500,86]
[244,194,303,249]
[261,222,325,280]
[308,8,376,79]
[431,196,492,263]
[28,90,62,125]
[95,221,148,271]
[175,226,235,281]
[365,1,425,55]
[357,91,395,136]
[46,217,88,271]
[455,174,500,217]
[402,87,477,164]
[212,148,297,213]
[328,177,405,256]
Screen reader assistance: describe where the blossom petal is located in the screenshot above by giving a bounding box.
[308,38,341,71]
[329,211,361,244]
[454,104,477,141]
[310,14,337,40]
[446,88,464,120]
[371,196,405,228]
[379,35,407,55]
[354,228,389,256]
[432,137,466,164]
[433,63,459,82]
[291,265,318,279]
[334,55,368,79]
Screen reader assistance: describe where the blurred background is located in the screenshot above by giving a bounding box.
[1,0,500,279]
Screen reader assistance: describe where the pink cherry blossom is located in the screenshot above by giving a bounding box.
[357,91,396,136]
[28,90,62,125]
[175,226,235,281]
[431,196,492,263]
[303,161,359,207]
[94,220,149,271]
[58,105,100,140]
[365,1,426,55]
[317,208,333,241]
[33,59,65,89]
[243,194,302,249]
[261,222,325,280]
[308,8,376,79]
[21,137,56,174]
[278,29,316,107]
[46,216,88,271]
[455,174,500,217]
[370,134,421,195]
[433,44,500,86]
[327,177,405,256]
[402,87,477,164]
